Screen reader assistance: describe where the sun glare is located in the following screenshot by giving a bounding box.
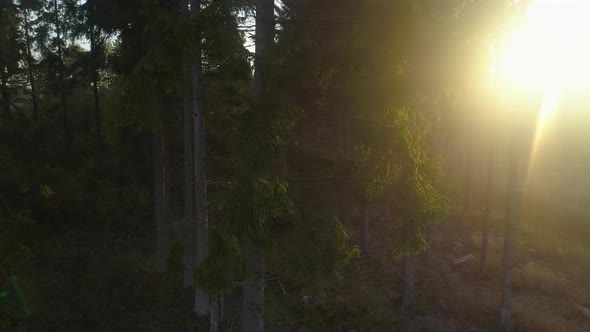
[494,0,590,189]
[499,0,590,89]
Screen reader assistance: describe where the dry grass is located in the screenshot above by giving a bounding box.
[424,222,590,331]
[513,261,570,296]
[445,286,498,315]
[556,243,590,266]
[513,301,578,332]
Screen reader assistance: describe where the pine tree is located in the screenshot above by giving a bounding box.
[368,107,449,309]
[20,0,41,123]
[0,0,22,120]
[241,1,275,330]
[52,0,70,148]
[181,0,195,290]
[189,0,211,316]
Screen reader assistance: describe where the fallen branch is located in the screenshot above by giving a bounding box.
[226,315,236,332]
[575,304,590,319]
[453,253,475,265]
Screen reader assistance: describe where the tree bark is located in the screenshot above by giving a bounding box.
[425,226,433,259]
[210,296,219,332]
[241,0,274,330]
[190,0,210,316]
[480,148,494,275]
[220,295,224,322]
[181,0,195,290]
[23,8,39,122]
[53,0,69,148]
[462,140,473,223]
[153,129,169,273]
[360,200,370,257]
[89,2,102,144]
[499,142,520,331]
[243,245,265,332]
[401,255,415,310]
[0,64,8,118]
[253,0,274,98]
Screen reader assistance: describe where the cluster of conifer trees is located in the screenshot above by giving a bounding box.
[0,1,519,331]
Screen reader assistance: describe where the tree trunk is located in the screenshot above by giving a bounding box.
[220,295,224,322]
[23,9,39,122]
[0,64,8,118]
[92,70,101,142]
[210,296,219,332]
[89,4,102,144]
[53,0,69,148]
[243,245,265,332]
[190,0,210,316]
[425,226,433,259]
[180,0,195,290]
[242,0,274,331]
[401,255,415,310]
[463,141,473,223]
[385,205,391,221]
[253,0,273,98]
[499,142,520,331]
[480,148,494,275]
[360,200,370,257]
[153,129,169,273]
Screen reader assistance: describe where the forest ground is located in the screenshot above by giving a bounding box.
[264,210,590,332]
[20,208,590,332]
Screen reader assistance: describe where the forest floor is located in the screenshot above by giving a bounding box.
[422,222,590,332]
[22,213,590,331]
[264,215,590,332]
[323,217,590,332]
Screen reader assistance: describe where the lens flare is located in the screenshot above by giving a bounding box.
[499,0,590,88]
[497,0,590,188]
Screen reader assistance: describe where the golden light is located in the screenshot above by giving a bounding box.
[498,0,590,90]
[493,0,590,188]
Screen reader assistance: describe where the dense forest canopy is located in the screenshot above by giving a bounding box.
[1,0,590,331]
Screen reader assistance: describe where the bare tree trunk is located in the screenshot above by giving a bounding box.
[0,64,8,118]
[220,295,224,322]
[253,0,273,98]
[180,0,195,290]
[385,205,391,221]
[190,0,210,316]
[499,143,520,331]
[153,128,169,273]
[210,296,219,332]
[401,255,415,310]
[243,245,265,332]
[23,8,39,122]
[480,148,494,275]
[360,200,370,257]
[89,3,102,144]
[53,0,69,148]
[425,226,433,259]
[242,0,274,330]
[463,141,473,223]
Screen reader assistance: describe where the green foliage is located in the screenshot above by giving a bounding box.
[219,177,294,246]
[368,106,449,258]
[0,212,36,326]
[160,241,186,294]
[136,0,194,92]
[195,227,249,295]
[276,215,360,294]
[0,214,37,281]
[0,0,509,329]
[201,0,251,81]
